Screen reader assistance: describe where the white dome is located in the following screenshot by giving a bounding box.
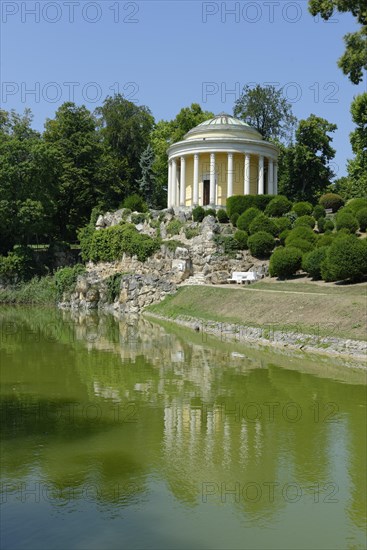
[184,113,263,141]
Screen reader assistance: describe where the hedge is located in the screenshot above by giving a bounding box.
[292,201,313,217]
[248,213,278,236]
[226,194,273,217]
[269,246,302,278]
[237,207,261,231]
[321,235,367,282]
[302,247,328,280]
[247,231,275,257]
[265,195,292,217]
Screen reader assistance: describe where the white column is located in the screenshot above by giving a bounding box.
[258,155,264,195]
[167,160,172,207]
[210,153,216,206]
[244,153,250,195]
[227,153,233,198]
[171,159,177,206]
[268,159,274,195]
[180,156,186,206]
[193,153,199,206]
[273,162,278,195]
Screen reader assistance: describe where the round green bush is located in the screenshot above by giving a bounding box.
[346,198,367,215]
[234,230,248,249]
[316,234,334,248]
[302,246,328,279]
[248,213,278,236]
[265,195,292,217]
[285,237,314,253]
[335,211,359,233]
[226,195,255,217]
[286,226,317,244]
[269,246,302,278]
[203,208,217,218]
[217,209,229,223]
[279,229,290,245]
[192,206,205,222]
[324,219,335,232]
[237,207,261,231]
[312,205,326,220]
[321,235,367,282]
[293,215,316,229]
[319,193,344,212]
[356,207,367,232]
[292,201,313,217]
[317,217,326,233]
[230,212,239,226]
[122,194,148,213]
[274,217,292,233]
[247,231,275,258]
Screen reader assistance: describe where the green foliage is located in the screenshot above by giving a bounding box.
[292,201,313,217]
[279,229,291,245]
[356,208,367,232]
[253,195,274,211]
[302,246,329,279]
[319,193,344,212]
[237,207,261,231]
[122,194,148,213]
[106,273,122,303]
[203,208,217,218]
[233,84,297,143]
[335,211,359,233]
[167,219,184,236]
[0,276,56,305]
[0,246,37,282]
[346,198,367,214]
[347,94,367,197]
[230,213,239,226]
[247,231,275,258]
[269,246,302,278]
[131,212,148,225]
[79,223,160,263]
[293,215,316,229]
[285,226,317,244]
[192,206,205,222]
[285,238,314,254]
[184,227,200,239]
[162,240,184,252]
[217,209,229,223]
[313,204,326,220]
[234,230,248,249]
[321,235,367,282]
[324,219,335,232]
[54,264,86,300]
[274,217,292,233]
[248,214,278,236]
[265,195,292,217]
[136,144,156,206]
[317,234,334,247]
[214,235,240,256]
[226,195,253,217]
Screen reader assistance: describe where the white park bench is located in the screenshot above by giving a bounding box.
[227,271,259,284]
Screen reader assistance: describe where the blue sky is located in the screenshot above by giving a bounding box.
[1,1,366,177]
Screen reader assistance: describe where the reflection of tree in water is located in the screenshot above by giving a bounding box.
[0,307,365,527]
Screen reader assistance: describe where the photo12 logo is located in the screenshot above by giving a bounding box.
[1,2,140,24]
[1,81,140,104]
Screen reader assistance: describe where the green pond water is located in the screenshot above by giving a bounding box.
[0,307,366,550]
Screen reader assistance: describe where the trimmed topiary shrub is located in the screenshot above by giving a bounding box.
[285,237,314,253]
[217,209,229,223]
[279,229,290,245]
[265,195,292,217]
[247,231,275,257]
[237,207,261,231]
[324,219,335,232]
[356,207,367,232]
[317,217,326,233]
[292,201,313,217]
[234,230,248,249]
[122,194,148,213]
[230,212,239,226]
[274,217,292,233]
[312,205,326,220]
[192,206,205,222]
[285,226,317,244]
[252,195,274,211]
[335,211,359,233]
[319,193,344,212]
[317,234,334,248]
[321,235,367,282]
[346,198,367,215]
[293,215,316,229]
[226,195,255,217]
[302,247,328,279]
[269,246,302,278]
[203,208,217,218]
[248,213,278,236]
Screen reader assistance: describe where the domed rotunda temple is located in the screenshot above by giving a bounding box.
[166,113,279,208]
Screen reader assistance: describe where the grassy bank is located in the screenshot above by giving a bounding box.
[0,276,57,305]
[147,282,367,341]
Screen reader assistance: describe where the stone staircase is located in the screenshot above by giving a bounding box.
[181,272,206,286]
